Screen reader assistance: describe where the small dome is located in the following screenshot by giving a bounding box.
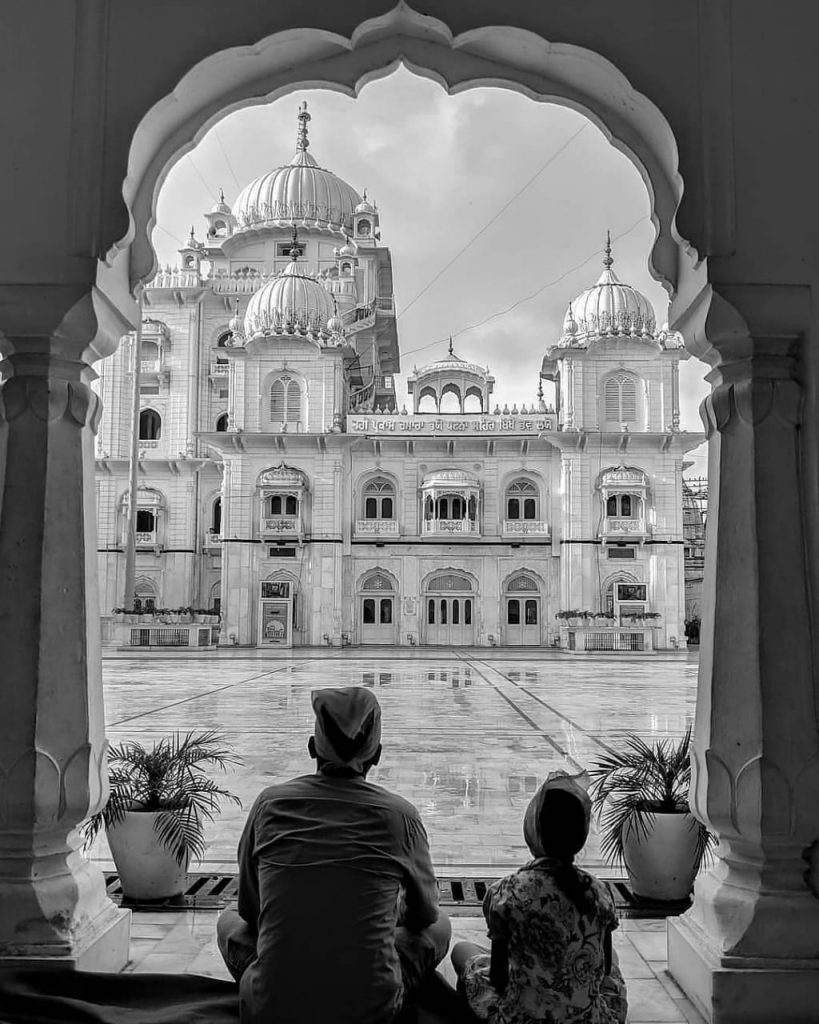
[243,256,335,339]
[338,242,356,257]
[326,314,343,335]
[232,103,361,236]
[212,189,232,215]
[185,226,205,251]
[422,469,480,489]
[560,236,656,345]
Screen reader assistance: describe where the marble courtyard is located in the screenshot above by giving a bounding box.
[94,649,697,872]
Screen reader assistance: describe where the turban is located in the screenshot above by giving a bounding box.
[523,770,592,860]
[311,687,382,773]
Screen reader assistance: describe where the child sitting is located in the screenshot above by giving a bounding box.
[451,771,627,1023]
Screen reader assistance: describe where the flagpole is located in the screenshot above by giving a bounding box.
[123,288,143,610]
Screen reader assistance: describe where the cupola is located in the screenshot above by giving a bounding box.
[407,340,495,414]
[558,233,657,346]
[178,227,205,271]
[204,189,235,241]
[353,189,379,244]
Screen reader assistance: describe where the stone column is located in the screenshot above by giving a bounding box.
[668,286,819,1022]
[0,286,131,969]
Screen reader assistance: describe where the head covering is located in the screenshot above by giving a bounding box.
[311,687,382,773]
[523,770,592,860]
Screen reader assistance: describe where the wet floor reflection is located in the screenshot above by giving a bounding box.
[98,653,697,870]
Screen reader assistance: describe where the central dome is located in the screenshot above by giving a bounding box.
[233,102,361,235]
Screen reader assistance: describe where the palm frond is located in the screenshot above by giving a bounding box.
[588,728,714,870]
[81,730,242,863]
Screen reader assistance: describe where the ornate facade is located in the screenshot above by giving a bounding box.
[94,106,701,650]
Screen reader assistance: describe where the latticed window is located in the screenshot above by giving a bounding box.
[270,375,302,427]
[604,372,638,424]
[363,478,395,520]
[506,574,539,593]
[506,479,538,520]
[426,573,473,592]
[361,571,394,592]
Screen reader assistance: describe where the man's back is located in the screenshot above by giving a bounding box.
[237,773,439,1024]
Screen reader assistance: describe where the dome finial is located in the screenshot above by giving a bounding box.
[537,377,544,400]
[219,187,225,204]
[448,336,454,357]
[297,101,311,152]
[603,230,613,270]
[363,188,367,202]
[290,226,303,261]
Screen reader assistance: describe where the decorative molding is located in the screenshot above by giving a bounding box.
[700,379,802,438]
[0,741,108,829]
[0,378,102,431]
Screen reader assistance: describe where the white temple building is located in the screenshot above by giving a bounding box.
[94,103,702,650]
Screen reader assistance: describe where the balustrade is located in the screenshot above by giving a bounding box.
[601,516,647,537]
[135,531,157,546]
[261,516,298,535]
[422,519,479,535]
[355,519,399,536]
[503,520,549,536]
[209,363,229,376]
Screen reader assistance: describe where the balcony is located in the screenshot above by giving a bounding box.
[203,532,222,553]
[141,359,161,374]
[422,519,479,536]
[503,520,550,538]
[355,519,399,537]
[209,363,229,377]
[135,531,158,547]
[601,516,649,540]
[260,516,299,538]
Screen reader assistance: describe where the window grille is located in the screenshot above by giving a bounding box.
[270,375,301,425]
[361,572,394,592]
[507,574,538,592]
[604,373,638,423]
[426,573,473,592]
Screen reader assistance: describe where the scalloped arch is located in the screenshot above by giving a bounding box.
[119,2,695,297]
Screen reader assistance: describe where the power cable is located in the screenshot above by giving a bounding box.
[186,151,220,203]
[396,122,590,322]
[400,214,646,360]
[213,130,242,193]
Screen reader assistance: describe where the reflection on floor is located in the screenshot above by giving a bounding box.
[95,649,698,873]
[125,910,705,1024]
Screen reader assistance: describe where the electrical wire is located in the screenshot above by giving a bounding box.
[213,130,242,193]
[396,122,590,322]
[186,151,220,203]
[400,214,647,360]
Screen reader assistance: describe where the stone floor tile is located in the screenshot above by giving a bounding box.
[652,968,685,1000]
[676,998,707,1024]
[629,931,668,962]
[129,952,202,974]
[625,978,687,1022]
[615,941,656,980]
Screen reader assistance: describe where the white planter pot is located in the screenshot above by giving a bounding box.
[107,811,189,900]
[623,811,702,901]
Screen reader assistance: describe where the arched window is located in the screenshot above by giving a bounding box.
[604,372,638,425]
[133,578,157,614]
[141,339,159,367]
[606,494,638,518]
[463,390,483,413]
[340,261,352,275]
[139,409,161,440]
[270,375,302,430]
[506,479,539,521]
[216,413,228,432]
[269,494,298,517]
[439,388,461,414]
[211,498,222,534]
[363,478,395,520]
[603,573,641,616]
[216,332,231,348]
[417,392,437,414]
[357,219,371,236]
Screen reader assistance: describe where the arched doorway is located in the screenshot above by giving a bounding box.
[358,569,398,645]
[503,572,542,646]
[423,571,476,646]
[258,571,297,647]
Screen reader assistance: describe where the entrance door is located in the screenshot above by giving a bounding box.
[505,597,540,646]
[425,595,475,646]
[360,595,397,645]
[259,580,293,647]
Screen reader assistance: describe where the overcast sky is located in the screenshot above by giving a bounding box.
[155,66,708,475]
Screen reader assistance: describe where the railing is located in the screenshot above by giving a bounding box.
[260,517,298,535]
[601,517,648,537]
[204,532,222,550]
[209,273,266,295]
[355,519,399,536]
[209,363,230,376]
[376,296,395,313]
[502,520,550,536]
[422,519,479,535]
[135,531,157,546]
[140,359,161,374]
[148,268,201,289]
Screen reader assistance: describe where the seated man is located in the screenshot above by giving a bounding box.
[217,686,451,1024]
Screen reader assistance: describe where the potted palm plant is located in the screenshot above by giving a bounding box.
[84,731,242,901]
[588,728,715,901]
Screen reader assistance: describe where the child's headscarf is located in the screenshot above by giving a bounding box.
[523,770,592,860]
[311,687,382,773]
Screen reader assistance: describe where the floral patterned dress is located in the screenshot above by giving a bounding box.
[461,860,628,1024]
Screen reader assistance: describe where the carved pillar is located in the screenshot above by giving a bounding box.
[668,286,819,1022]
[0,286,131,969]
